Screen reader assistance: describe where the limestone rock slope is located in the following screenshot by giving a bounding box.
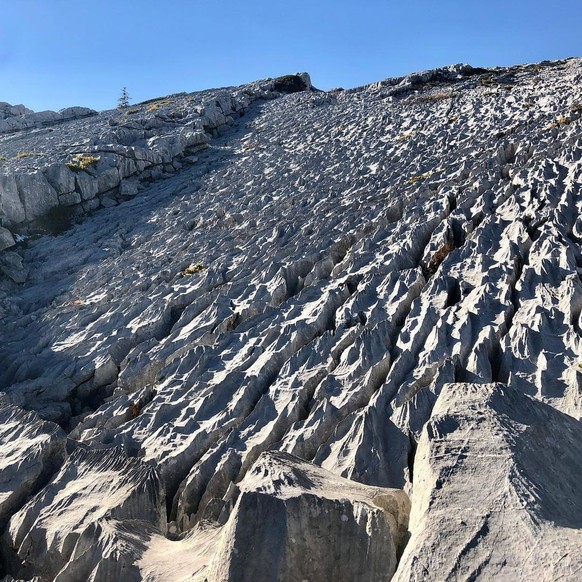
[0,59,581,580]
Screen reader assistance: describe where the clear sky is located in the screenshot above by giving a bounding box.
[1,0,580,112]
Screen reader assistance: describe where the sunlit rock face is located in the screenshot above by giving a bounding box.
[0,59,581,580]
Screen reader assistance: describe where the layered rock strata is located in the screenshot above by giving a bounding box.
[0,74,312,239]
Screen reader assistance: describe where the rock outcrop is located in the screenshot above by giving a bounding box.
[0,59,581,580]
[4,447,165,580]
[395,383,582,581]
[0,102,95,135]
[0,74,313,239]
[207,451,410,582]
[0,395,66,529]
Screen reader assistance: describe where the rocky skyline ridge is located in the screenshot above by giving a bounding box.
[0,58,581,580]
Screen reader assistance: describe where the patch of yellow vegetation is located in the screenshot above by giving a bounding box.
[66,154,101,172]
[147,100,173,112]
[15,152,41,159]
[406,172,433,185]
[182,263,206,276]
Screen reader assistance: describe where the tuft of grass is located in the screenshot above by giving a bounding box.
[411,90,453,104]
[128,401,142,418]
[548,116,571,130]
[397,130,415,141]
[406,171,433,185]
[15,151,40,159]
[124,108,141,115]
[66,154,101,172]
[182,263,206,276]
[0,155,6,162]
[147,100,173,112]
[570,103,582,114]
[426,241,456,275]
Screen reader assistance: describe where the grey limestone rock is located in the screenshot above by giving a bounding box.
[43,164,76,194]
[0,175,25,225]
[0,227,15,251]
[395,382,582,581]
[0,395,66,529]
[6,447,166,581]
[207,451,410,582]
[0,251,28,283]
[0,78,301,232]
[58,106,96,120]
[0,104,96,136]
[0,58,580,580]
[15,172,58,221]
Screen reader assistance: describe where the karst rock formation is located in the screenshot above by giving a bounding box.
[1,59,582,580]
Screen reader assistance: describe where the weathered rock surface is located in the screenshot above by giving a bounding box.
[0,228,15,252]
[1,452,408,581]
[206,451,410,582]
[395,382,582,581]
[0,395,66,529]
[4,447,165,580]
[0,103,95,135]
[0,59,581,579]
[0,73,313,235]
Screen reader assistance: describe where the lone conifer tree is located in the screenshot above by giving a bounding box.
[117,87,131,109]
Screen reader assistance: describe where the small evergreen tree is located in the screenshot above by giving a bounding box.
[117,87,131,109]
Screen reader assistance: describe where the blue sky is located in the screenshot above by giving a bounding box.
[1,0,580,112]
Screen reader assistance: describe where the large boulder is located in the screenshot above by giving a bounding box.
[208,451,410,582]
[0,174,26,225]
[273,73,312,93]
[15,172,59,221]
[395,383,582,581]
[43,164,76,194]
[59,106,96,120]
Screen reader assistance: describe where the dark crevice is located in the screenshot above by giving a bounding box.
[407,431,417,485]
[168,306,185,330]
[489,342,504,383]
[446,278,462,308]
[450,218,467,248]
